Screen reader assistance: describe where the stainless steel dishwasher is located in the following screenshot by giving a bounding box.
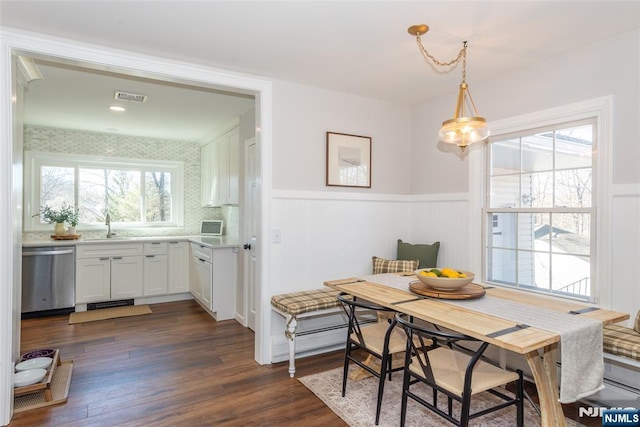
[22,246,75,315]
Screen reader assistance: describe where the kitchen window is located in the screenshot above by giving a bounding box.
[25,152,184,230]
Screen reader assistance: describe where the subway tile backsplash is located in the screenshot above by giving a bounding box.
[23,126,237,241]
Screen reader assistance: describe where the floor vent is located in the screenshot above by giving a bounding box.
[87,299,134,310]
[114,90,148,103]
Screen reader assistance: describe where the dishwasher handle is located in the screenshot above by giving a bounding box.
[23,249,75,256]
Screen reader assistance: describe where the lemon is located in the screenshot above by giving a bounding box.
[441,268,460,278]
[425,272,437,277]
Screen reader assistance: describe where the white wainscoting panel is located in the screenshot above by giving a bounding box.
[410,195,472,269]
[609,186,640,327]
[270,190,413,294]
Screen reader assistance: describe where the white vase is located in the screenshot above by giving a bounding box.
[54,222,66,236]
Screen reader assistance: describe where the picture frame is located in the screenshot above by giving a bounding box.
[326,132,371,188]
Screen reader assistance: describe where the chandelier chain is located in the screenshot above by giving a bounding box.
[415,36,467,71]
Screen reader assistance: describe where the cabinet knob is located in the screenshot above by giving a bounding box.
[243,243,251,250]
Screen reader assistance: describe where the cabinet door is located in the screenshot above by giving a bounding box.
[143,254,168,296]
[200,258,213,310]
[190,255,203,300]
[209,139,222,207]
[201,143,213,206]
[76,258,111,303]
[168,241,189,293]
[211,248,237,321]
[111,256,143,299]
[226,127,240,205]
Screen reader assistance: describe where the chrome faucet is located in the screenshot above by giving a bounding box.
[105,213,115,238]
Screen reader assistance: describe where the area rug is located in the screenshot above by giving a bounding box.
[299,367,584,427]
[69,305,152,324]
[14,361,73,413]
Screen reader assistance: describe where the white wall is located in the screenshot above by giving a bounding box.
[268,80,413,288]
[271,80,412,194]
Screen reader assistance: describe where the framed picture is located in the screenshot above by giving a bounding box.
[326,132,371,188]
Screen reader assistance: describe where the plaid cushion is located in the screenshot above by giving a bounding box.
[634,310,640,334]
[271,288,340,316]
[603,324,640,361]
[372,256,419,274]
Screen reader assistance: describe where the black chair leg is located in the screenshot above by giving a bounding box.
[460,392,472,427]
[516,370,524,427]
[375,352,389,425]
[400,375,410,427]
[341,346,350,397]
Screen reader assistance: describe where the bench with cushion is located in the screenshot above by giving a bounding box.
[603,310,640,363]
[271,288,342,377]
[270,240,437,377]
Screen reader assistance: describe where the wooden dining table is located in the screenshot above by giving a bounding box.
[324,274,629,427]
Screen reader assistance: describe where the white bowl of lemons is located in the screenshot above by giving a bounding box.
[415,268,475,290]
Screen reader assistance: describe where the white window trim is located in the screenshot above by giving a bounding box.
[24,151,185,231]
[469,96,613,304]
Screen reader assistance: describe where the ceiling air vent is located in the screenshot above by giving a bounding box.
[114,90,148,103]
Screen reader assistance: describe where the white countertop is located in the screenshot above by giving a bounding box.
[22,235,240,249]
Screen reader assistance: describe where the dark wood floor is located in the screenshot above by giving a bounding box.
[10,300,597,426]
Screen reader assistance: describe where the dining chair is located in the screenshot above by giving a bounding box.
[337,292,407,425]
[395,313,524,427]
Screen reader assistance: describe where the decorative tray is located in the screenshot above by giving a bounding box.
[409,281,486,300]
[14,349,61,401]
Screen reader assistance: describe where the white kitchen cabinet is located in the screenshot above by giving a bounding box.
[200,142,214,206]
[76,257,111,303]
[143,242,168,296]
[167,241,189,293]
[200,126,239,207]
[189,243,237,321]
[190,243,212,306]
[210,247,237,321]
[143,254,168,296]
[219,127,239,205]
[111,256,144,299]
[76,243,144,304]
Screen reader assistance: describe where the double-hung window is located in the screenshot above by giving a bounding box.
[485,120,594,300]
[25,152,184,230]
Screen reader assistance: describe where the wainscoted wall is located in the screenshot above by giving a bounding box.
[22,125,224,240]
[269,190,467,361]
[609,184,640,328]
[269,186,640,381]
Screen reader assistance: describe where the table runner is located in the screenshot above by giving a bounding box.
[357,274,604,403]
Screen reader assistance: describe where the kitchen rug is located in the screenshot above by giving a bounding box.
[14,361,73,413]
[68,305,152,324]
[298,367,585,427]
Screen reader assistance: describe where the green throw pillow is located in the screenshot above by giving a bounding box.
[397,239,440,269]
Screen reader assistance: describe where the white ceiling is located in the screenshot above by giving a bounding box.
[2,1,639,141]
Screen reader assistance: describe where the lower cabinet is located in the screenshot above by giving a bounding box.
[168,241,189,294]
[75,257,111,303]
[143,254,168,296]
[76,252,143,304]
[189,244,237,321]
[75,240,229,309]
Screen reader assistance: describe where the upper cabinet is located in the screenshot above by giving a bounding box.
[201,127,239,207]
